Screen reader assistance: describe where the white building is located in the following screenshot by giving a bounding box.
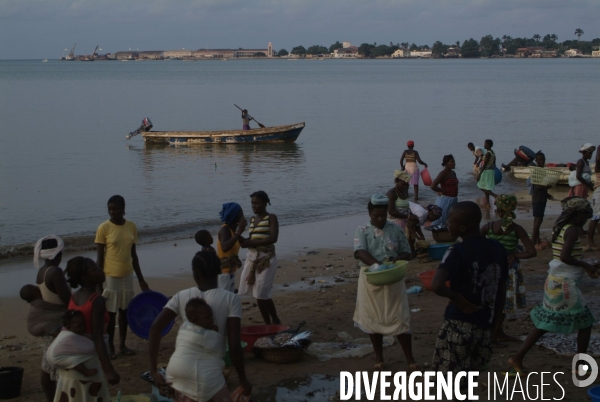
[564,49,583,57]
[163,50,192,59]
[333,46,359,58]
[342,42,352,48]
[392,49,409,58]
[410,50,432,58]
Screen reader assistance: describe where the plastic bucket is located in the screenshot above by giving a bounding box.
[588,385,600,402]
[0,367,24,399]
[494,167,502,184]
[417,270,450,291]
[420,168,432,186]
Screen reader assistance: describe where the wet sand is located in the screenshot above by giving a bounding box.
[2,195,599,401]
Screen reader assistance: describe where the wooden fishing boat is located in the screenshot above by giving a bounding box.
[510,165,595,185]
[142,123,305,145]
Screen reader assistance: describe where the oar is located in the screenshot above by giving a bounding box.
[234,104,266,128]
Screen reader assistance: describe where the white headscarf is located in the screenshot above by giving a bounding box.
[33,235,64,269]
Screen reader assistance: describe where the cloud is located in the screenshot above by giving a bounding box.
[0,0,598,58]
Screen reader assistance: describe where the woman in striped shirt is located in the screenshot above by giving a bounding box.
[239,191,281,325]
[481,194,536,348]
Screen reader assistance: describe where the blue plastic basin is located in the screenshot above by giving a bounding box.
[428,243,453,260]
[127,290,174,340]
[588,385,600,402]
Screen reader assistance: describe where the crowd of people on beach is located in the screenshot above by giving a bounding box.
[353,139,600,385]
[17,139,600,401]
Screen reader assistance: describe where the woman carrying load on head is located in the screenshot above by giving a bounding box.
[217,203,247,292]
[239,191,281,325]
[353,194,418,371]
[477,139,498,208]
[430,154,459,228]
[32,236,71,402]
[568,143,595,199]
[400,140,428,201]
[508,197,599,375]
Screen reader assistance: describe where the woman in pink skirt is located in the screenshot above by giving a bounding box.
[400,140,428,201]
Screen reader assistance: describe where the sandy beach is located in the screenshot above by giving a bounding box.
[2,195,599,401]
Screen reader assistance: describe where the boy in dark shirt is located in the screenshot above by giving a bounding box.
[194,230,216,254]
[431,201,509,374]
[531,152,554,248]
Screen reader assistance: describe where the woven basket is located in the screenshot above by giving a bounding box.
[432,231,458,243]
[254,347,303,364]
[530,167,560,187]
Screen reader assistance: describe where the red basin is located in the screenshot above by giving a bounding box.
[240,325,289,351]
[417,270,449,291]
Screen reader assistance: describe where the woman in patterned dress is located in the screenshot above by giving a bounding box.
[508,197,599,374]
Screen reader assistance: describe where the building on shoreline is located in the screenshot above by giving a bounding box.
[564,49,584,57]
[333,42,359,58]
[190,42,274,59]
[515,47,557,58]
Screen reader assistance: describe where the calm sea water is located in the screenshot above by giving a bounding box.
[1,58,599,249]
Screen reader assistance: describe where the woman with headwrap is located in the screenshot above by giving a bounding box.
[31,235,72,402]
[217,202,247,293]
[386,171,441,253]
[430,154,459,228]
[480,195,536,348]
[387,170,411,229]
[508,197,599,375]
[568,143,595,199]
[353,194,418,371]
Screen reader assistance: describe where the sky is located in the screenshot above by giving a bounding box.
[1,0,599,59]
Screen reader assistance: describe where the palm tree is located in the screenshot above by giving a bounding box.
[550,34,558,42]
[574,28,584,41]
[533,34,541,43]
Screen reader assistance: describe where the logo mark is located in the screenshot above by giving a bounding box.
[572,353,598,387]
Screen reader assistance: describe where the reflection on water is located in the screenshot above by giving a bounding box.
[1,59,599,248]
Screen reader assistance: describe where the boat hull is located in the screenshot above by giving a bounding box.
[142,123,305,145]
[510,165,595,185]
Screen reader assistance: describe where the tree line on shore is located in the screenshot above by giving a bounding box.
[277,29,600,58]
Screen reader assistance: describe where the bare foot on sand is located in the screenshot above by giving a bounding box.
[508,356,525,373]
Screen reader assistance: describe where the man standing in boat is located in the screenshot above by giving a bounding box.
[242,109,253,130]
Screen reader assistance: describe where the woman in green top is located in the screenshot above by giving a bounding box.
[508,197,599,375]
[477,139,498,207]
[481,194,536,347]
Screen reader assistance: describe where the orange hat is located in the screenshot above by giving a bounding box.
[407,140,414,147]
